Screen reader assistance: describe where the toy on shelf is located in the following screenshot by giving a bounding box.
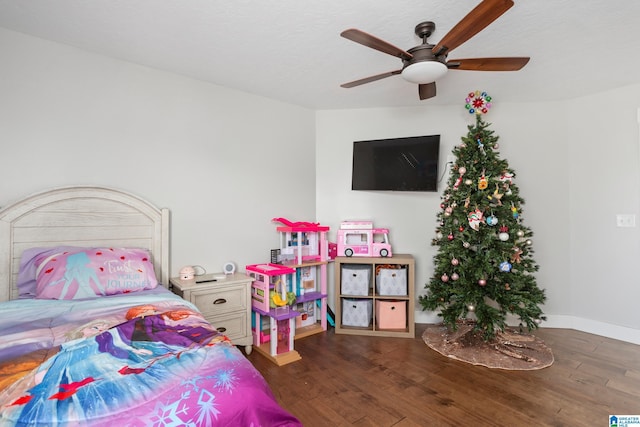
[336,221,392,257]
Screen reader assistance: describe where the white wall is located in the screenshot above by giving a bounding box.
[566,84,640,342]
[0,28,317,276]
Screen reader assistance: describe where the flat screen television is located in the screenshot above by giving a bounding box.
[351,134,440,192]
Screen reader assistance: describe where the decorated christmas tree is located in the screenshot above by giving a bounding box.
[420,92,546,342]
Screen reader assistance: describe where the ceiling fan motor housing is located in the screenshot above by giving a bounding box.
[401,44,448,84]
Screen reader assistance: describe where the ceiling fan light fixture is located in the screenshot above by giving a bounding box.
[401,61,447,84]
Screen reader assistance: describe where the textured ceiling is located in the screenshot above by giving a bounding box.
[0,0,638,110]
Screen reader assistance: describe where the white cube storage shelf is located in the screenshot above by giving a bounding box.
[334,254,415,338]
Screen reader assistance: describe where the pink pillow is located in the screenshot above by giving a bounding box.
[35,247,158,299]
[17,246,80,298]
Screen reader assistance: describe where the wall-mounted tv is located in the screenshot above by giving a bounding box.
[352,134,440,192]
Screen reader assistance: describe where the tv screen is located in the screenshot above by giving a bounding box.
[352,135,440,192]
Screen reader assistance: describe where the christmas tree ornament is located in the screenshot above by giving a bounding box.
[517,230,525,237]
[511,203,519,219]
[441,274,449,282]
[465,91,492,115]
[435,232,443,239]
[499,261,513,272]
[458,226,465,232]
[458,166,467,175]
[511,247,523,263]
[462,241,471,249]
[526,239,533,246]
[486,215,498,226]
[534,319,542,325]
[453,176,463,190]
[465,179,473,186]
[498,225,510,241]
[448,233,454,241]
[505,283,511,290]
[488,184,504,206]
[499,171,514,183]
[478,279,487,286]
[467,304,475,312]
[451,273,459,281]
[478,171,488,190]
[451,258,459,266]
[468,208,484,231]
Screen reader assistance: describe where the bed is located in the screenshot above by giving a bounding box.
[0,186,301,426]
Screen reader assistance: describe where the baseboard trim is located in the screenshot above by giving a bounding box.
[414,311,640,345]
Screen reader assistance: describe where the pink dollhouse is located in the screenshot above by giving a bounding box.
[247,218,331,366]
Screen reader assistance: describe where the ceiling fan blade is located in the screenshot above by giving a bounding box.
[433,0,514,56]
[419,82,437,100]
[341,70,402,88]
[447,57,530,71]
[341,29,413,60]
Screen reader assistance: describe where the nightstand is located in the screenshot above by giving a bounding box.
[170,273,254,354]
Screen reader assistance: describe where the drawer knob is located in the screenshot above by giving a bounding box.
[217,327,227,333]
[213,298,227,305]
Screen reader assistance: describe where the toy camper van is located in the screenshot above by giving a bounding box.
[336,221,392,257]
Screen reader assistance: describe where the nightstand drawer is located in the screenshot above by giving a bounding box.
[192,286,246,316]
[206,312,248,342]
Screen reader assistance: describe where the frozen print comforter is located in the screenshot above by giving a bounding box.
[0,288,300,426]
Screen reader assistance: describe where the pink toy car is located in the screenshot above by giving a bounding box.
[336,221,392,257]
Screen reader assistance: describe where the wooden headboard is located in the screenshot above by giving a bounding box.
[0,186,170,302]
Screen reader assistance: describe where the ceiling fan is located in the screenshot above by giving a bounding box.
[340,0,529,100]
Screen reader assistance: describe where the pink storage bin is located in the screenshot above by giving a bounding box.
[375,300,407,329]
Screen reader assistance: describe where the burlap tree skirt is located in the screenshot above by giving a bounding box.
[422,320,553,370]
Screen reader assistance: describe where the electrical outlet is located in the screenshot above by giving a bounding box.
[616,214,636,228]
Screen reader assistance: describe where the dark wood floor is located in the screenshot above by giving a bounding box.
[247,324,640,426]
